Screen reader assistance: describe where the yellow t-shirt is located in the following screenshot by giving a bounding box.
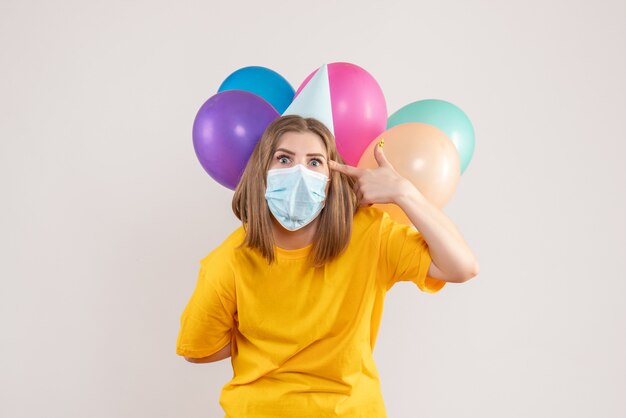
[176,206,446,417]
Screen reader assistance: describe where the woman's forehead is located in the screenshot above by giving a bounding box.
[275,131,327,156]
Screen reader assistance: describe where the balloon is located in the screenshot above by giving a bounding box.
[296,62,387,166]
[218,66,295,114]
[357,123,460,225]
[387,99,475,175]
[192,90,279,190]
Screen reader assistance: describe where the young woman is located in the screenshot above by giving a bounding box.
[176,114,479,417]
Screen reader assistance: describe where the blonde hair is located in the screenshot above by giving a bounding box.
[232,114,358,268]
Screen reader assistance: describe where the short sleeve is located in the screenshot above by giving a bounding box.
[379,211,446,293]
[175,258,237,358]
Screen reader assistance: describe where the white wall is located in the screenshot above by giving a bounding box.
[1,0,624,417]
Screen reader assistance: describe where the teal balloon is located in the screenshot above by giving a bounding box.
[218,66,295,114]
[387,99,475,174]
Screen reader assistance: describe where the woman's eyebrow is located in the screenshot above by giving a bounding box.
[275,148,327,159]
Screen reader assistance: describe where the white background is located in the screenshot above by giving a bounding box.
[1,0,624,417]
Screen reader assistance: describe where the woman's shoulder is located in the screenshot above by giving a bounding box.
[353,206,387,230]
[199,225,246,268]
[194,227,244,296]
[348,207,392,245]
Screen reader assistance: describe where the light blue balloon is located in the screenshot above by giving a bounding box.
[387,99,475,174]
[218,66,295,114]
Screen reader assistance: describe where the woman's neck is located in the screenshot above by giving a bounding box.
[271,216,319,250]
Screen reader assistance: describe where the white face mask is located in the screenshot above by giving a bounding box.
[264,164,330,231]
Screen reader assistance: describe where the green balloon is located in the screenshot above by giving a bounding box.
[387,99,475,174]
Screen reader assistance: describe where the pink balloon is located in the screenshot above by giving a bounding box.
[296,62,387,165]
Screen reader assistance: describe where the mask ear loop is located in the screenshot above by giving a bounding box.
[321,170,332,210]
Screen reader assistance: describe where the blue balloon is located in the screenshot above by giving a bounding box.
[387,99,475,175]
[218,66,295,114]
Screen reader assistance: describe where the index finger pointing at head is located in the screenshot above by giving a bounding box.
[329,160,362,178]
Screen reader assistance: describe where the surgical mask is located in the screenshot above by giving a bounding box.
[264,164,330,231]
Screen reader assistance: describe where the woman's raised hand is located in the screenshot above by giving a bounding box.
[328,143,421,207]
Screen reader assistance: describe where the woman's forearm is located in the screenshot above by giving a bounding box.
[395,185,479,282]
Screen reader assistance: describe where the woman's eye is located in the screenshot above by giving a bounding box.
[310,159,322,167]
[277,155,290,164]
